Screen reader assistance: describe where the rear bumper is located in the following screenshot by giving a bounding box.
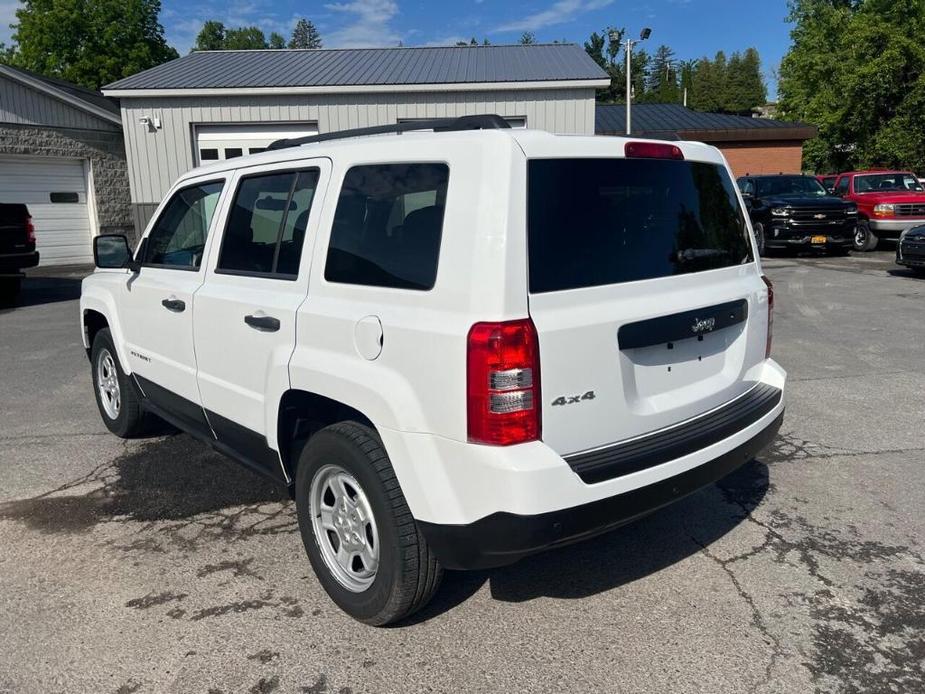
[0,250,39,275]
[419,410,783,569]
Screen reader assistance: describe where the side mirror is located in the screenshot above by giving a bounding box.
[93,234,139,272]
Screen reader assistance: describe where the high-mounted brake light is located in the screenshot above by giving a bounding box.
[467,318,541,446]
[624,141,684,160]
[762,275,774,358]
[24,215,35,244]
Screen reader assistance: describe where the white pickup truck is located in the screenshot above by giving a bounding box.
[81,116,785,625]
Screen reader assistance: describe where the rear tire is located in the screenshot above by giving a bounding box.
[853,220,878,252]
[295,421,443,626]
[90,328,151,437]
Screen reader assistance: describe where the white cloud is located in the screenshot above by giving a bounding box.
[323,0,400,48]
[493,0,613,34]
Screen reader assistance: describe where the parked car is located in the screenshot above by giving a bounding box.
[0,203,39,303]
[816,174,838,195]
[896,224,925,275]
[737,174,856,256]
[80,116,785,625]
[832,170,925,251]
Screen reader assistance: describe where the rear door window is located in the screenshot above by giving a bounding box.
[527,158,752,293]
[324,163,449,290]
[217,169,319,278]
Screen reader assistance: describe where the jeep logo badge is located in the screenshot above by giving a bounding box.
[691,317,716,334]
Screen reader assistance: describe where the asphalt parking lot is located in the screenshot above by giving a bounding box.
[1,250,923,694]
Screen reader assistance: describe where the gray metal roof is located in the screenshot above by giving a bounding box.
[1,64,119,115]
[595,103,816,141]
[104,44,608,91]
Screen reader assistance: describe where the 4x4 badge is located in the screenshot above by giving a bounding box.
[552,391,596,406]
[691,317,716,334]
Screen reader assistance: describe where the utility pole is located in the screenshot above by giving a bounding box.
[624,27,651,135]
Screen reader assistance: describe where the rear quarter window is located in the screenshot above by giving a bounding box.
[527,158,753,293]
[324,163,449,290]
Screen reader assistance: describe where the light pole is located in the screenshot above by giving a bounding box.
[624,27,651,135]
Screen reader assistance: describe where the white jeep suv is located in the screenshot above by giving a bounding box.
[81,115,785,625]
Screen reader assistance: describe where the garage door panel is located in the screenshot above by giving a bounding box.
[0,157,91,266]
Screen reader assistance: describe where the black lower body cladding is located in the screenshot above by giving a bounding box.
[419,411,784,570]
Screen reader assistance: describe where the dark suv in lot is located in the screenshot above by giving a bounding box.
[737,174,857,256]
[0,203,39,302]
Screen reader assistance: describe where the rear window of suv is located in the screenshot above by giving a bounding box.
[527,158,753,293]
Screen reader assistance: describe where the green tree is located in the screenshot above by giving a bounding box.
[519,32,536,45]
[269,32,286,49]
[646,44,680,103]
[222,26,267,50]
[10,0,178,90]
[779,0,925,173]
[584,31,606,70]
[722,48,766,114]
[584,26,625,103]
[194,20,226,51]
[288,18,322,49]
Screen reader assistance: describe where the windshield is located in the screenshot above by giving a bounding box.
[854,173,923,193]
[527,158,753,293]
[755,176,827,197]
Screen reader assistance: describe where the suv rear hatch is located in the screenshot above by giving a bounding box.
[526,145,770,458]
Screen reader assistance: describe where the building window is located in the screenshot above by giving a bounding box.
[224,148,243,159]
[199,148,219,161]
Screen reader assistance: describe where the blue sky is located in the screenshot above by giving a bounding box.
[0,0,795,97]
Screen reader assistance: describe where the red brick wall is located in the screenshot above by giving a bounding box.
[713,140,806,178]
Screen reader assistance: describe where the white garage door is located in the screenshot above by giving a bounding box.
[0,157,91,266]
[195,123,319,165]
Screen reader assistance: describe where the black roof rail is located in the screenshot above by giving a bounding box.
[267,114,512,150]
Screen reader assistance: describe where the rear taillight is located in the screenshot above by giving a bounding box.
[762,275,774,358]
[467,318,541,446]
[25,216,36,244]
[624,141,684,160]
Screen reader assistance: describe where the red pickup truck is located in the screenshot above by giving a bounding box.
[832,170,925,251]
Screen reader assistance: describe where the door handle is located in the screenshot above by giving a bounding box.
[161,298,186,312]
[244,314,280,332]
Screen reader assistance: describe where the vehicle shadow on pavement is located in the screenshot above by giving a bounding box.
[0,276,83,311]
[0,433,289,536]
[405,459,769,624]
[886,268,925,281]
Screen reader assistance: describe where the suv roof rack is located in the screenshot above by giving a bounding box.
[267,114,512,151]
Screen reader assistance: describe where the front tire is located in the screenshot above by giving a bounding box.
[295,422,442,626]
[90,328,150,437]
[854,220,878,252]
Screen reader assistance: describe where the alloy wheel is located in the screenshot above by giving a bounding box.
[309,464,380,593]
[96,348,121,419]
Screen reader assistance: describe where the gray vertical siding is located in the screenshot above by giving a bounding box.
[0,75,119,132]
[119,87,597,206]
